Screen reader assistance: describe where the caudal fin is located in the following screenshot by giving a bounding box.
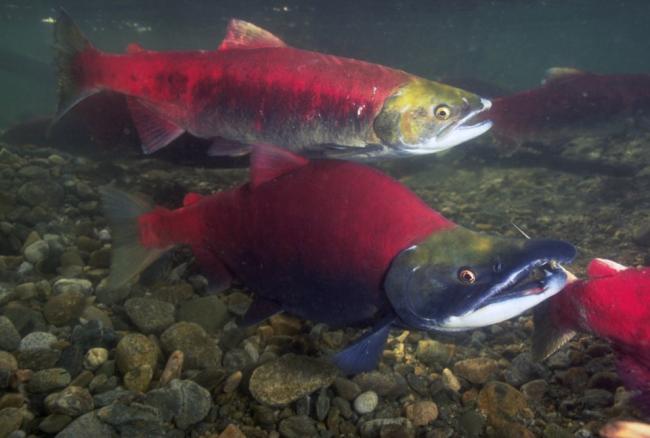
[52,8,100,125]
[100,186,168,290]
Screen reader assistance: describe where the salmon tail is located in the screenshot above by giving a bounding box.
[100,186,169,290]
[52,8,100,126]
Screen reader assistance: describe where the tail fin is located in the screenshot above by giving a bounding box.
[100,186,168,290]
[52,8,100,126]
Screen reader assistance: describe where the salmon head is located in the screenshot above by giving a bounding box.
[373,78,493,155]
[384,227,576,331]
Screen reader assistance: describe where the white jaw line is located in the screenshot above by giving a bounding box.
[399,98,493,154]
[438,271,566,331]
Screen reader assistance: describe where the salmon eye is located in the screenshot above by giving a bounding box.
[434,104,451,120]
[457,267,476,284]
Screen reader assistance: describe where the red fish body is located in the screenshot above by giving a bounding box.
[534,259,650,414]
[486,69,650,143]
[54,10,492,158]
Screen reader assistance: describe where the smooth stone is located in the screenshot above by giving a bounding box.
[0,317,20,351]
[16,348,61,371]
[359,418,412,438]
[278,415,318,438]
[177,295,229,334]
[70,320,117,351]
[353,371,409,398]
[93,387,137,408]
[53,279,93,296]
[94,281,130,306]
[55,411,115,438]
[269,314,302,336]
[353,390,378,414]
[59,250,84,268]
[160,322,222,370]
[45,386,94,416]
[218,424,247,438]
[223,371,242,393]
[404,400,438,427]
[124,297,175,334]
[503,353,549,387]
[3,304,47,336]
[521,379,548,401]
[115,333,158,374]
[38,414,73,434]
[453,357,499,385]
[80,306,113,330]
[43,291,86,326]
[334,377,361,401]
[96,401,162,430]
[19,331,56,351]
[415,339,455,368]
[580,388,614,408]
[477,381,530,431]
[0,407,23,438]
[458,409,486,438]
[88,248,110,268]
[70,370,94,388]
[0,352,17,373]
[442,368,461,392]
[249,354,338,406]
[84,348,108,370]
[151,283,194,305]
[26,368,71,393]
[170,379,211,429]
[223,347,257,371]
[22,239,49,264]
[123,364,153,393]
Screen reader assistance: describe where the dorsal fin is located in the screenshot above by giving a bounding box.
[542,67,586,84]
[587,258,627,278]
[183,192,204,207]
[217,19,287,51]
[126,43,145,54]
[250,145,309,188]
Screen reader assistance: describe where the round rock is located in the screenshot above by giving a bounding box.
[453,357,500,385]
[43,291,86,326]
[124,297,175,334]
[23,239,49,264]
[249,353,338,406]
[115,333,158,374]
[405,400,438,426]
[45,386,94,416]
[160,322,221,370]
[26,368,71,393]
[0,317,20,351]
[19,331,56,352]
[354,390,379,414]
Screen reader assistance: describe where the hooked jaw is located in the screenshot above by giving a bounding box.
[384,229,576,332]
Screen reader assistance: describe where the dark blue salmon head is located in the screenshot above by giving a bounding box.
[384,227,576,331]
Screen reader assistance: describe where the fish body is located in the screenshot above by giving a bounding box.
[487,68,650,143]
[103,145,574,374]
[534,258,650,414]
[54,10,492,158]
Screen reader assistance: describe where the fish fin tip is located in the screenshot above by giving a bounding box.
[239,297,282,327]
[531,301,577,361]
[332,318,393,375]
[587,258,628,278]
[542,67,587,84]
[126,42,145,54]
[99,185,169,290]
[207,139,251,157]
[53,8,99,125]
[218,19,288,51]
[250,145,309,188]
[126,97,185,154]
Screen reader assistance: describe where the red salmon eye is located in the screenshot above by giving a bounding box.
[458,268,476,284]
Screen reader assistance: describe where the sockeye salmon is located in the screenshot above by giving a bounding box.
[533,258,650,415]
[53,9,492,159]
[102,145,575,374]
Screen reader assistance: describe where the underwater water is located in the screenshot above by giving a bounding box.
[1,0,650,437]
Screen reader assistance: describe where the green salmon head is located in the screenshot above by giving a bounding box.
[384,227,576,331]
[373,78,492,155]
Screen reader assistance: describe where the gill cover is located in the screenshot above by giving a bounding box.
[373,78,492,153]
[384,227,576,331]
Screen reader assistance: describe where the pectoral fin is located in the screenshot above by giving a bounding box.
[127,96,184,154]
[532,301,576,361]
[332,316,394,375]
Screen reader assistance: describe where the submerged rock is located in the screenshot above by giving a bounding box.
[160,322,222,370]
[249,354,338,406]
[124,297,175,334]
[115,333,158,374]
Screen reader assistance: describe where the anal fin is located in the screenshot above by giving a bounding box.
[332,316,394,375]
[239,297,282,326]
[127,96,184,154]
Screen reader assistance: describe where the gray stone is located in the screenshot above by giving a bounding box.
[354,390,378,414]
[16,348,61,371]
[124,297,175,334]
[19,331,56,351]
[249,353,338,406]
[278,415,318,438]
[504,353,549,387]
[359,418,413,438]
[43,291,86,326]
[115,333,158,374]
[160,322,221,370]
[415,339,455,367]
[177,296,229,333]
[95,281,130,305]
[334,377,361,401]
[53,279,93,296]
[353,371,409,398]
[0,317,20,351]
[39,414,72,434]
[45,386,94,417]
[144,379,211,429]
[580,388,614,408]
[93,387,137,408]
[55,411,115,438]
[223,348,257,371]
[23,239,49,264]
[18,180,64,207]
[96,401,166,436]
[0,407,23,438]
[27,368,71,393]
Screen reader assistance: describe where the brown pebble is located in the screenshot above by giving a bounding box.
[453,357,499,385]
[0,393,26,410]
[269,314,302,336]
[218,424,247,438]
[223,371,243,393]
[159,350,184,386]
[405,400,438,426]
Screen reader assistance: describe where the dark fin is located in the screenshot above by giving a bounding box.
[182,192,204,207]
[100,186,170,289]
[217,19,287,51]
[126,96,185,154]
[206,138,251,157]
[193,248,232,294]
[332,317,394,375]
[586,258,627,278]
[239,297,283,326]
[531,301,577,361]
[542,67,586,84]
[250,144,309,188]
[52,8,100,126]
[126,42,145,54]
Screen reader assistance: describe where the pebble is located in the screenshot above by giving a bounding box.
[53,278,93,296]
[503,353,549,387]
[124,297,176,334]
[160,322,222,369]
[334,377,361,401]
[115,333,158,374]
[0,317,20,351]
[223,347,257,371]
[404,400,438,426]
[45,386,94,416]
[269,314,302,336]
[56,411,115,438]
[38,413,73,434]
[0,407,23,438]
[521,379,548,401]
[123,364,154,393]
[43,290,86,326]
[359,418,412,438]
[477,381,530,431]
[580,388,614,408]
[97,401,165,436]
[177,295,229,333]
[353,371,409,398]
[159,350,184,386]
[453,357,499,385]
[218,424,247,438]
[278,415,318,438]
[546,349,572,369]
[354,390,379,414]
[144,379,212,429]
[19,331,56,351]
[415,339,455,367]
[249,354,338,406]
[441,368,461,392]
[22,239,49,264]
[26,368,71,393]
[223,371,243,393]
[84,347,108,370]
